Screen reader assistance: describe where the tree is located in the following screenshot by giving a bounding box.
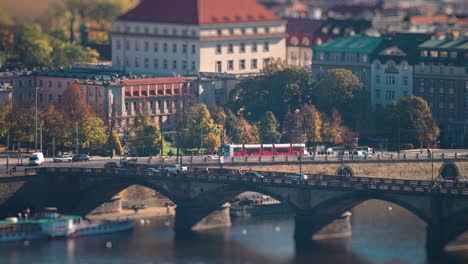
[313,69,364,129]
[229,62,314,124]
[224,109,259,144]
[39,105,69,155]
[302,104,323,144]
[80,114,107,150]
[396,96,440,148]
[259,111,281,143]
[0,103,9,139]
[282,110,305,143]
[14,23,53,68]
[7,105,35,150]
[131,118,163,156]
[107,130,123,155]
[60,83,90,122]
[179,104,216,150]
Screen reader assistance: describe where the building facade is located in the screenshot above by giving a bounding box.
[413,38,468,148]
[312,35,383,88]
[111,0,287,76]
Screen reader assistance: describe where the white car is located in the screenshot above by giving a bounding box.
[288,173,308,180]
[53,155,73,162]
[164,165,188,173]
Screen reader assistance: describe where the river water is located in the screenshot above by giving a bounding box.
[1,200,467,264]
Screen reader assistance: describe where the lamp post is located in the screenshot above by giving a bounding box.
[35,87,38,152]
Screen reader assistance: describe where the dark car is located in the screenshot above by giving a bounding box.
[104,162,119,168]
[244,171,264,178]
[73,154,90,162]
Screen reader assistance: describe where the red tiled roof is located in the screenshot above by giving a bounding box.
[118,0,280,25]
[410,14,450,25]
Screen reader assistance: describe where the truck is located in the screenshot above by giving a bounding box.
[28,152,45,166]
[164,164,188,173]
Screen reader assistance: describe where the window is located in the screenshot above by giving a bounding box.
[217,29,222,36]
[264,42,269,52]
[229,28,234,35]
[182,60,187,70]
[172,29,178,35]
[144,58,149,68]
[172,60,177,70]
[135,57,140,67]
[240,43,245,53]
[182,44,187,54]
[216,61,222,72]
[263,58,270,66]
[403,90,408,97]
[48,94,53,102]
[228,44,233,53]
[192,61,196,70]
[251,59,257,69]
[163,59,168,69]
[172,43,177,53]
[375,89,380,99]
[163,43,168,52]
[252,43,257,52]
[39,80,43,87]
[430,50,438,58]
[192,44,196,54]
[239,59,245,70]
[58,95,62,103]
[439,80,444,89]
[116,40,121,50]
[403,76,408,86]
[125,40,130,50]
[58,82,62,88]
[228,60,234,70]
[154,27,159,34]
[48,81,52,88]
[252,27,257,34]
[144,41,149,52]
[265,26,269,33]
[386,76,396,85]
[154,42,159,52]
[135,40,139,51]
[375,75,380,84]
[449,109,454,120]
[216,44,222,54]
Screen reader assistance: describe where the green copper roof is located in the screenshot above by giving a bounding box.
[314,35,383,54]
[418,39,468,51]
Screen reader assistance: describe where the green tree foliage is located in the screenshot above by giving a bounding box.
[14,23,53,68]
[39,105,69,155]
[313,69,364,129]
[395,96,440,148]
[7,105,35,149]
[259,111,281,143]
[204,132,220,152]
[80,114,107,149]
[229,62,314,123]
[130,117,163,156]
[179,104,216,150]
[0,103,9,138]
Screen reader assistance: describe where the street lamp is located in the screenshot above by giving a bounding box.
[35,87,38,152]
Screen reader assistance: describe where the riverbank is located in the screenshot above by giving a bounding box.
[86,206,175,221]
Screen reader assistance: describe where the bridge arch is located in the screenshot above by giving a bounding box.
[70,178,182,216]
[335,165,354,177]
[439,162,460,180]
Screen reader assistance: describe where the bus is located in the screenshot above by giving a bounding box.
[223,143,308,157]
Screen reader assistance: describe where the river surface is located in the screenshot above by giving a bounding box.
[1,200,467,264]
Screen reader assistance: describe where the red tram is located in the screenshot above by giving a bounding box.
[223,143,308,157]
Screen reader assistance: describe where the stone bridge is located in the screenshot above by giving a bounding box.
[1,166,468,254]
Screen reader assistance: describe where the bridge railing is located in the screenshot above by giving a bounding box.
[151,152,468,166]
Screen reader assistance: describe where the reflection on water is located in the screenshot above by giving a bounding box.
[0,200,467,264]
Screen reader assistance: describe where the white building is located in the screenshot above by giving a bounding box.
[111,0,287,76]
[370,47,413,106]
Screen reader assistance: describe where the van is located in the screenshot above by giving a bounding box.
[29,152,45,166]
